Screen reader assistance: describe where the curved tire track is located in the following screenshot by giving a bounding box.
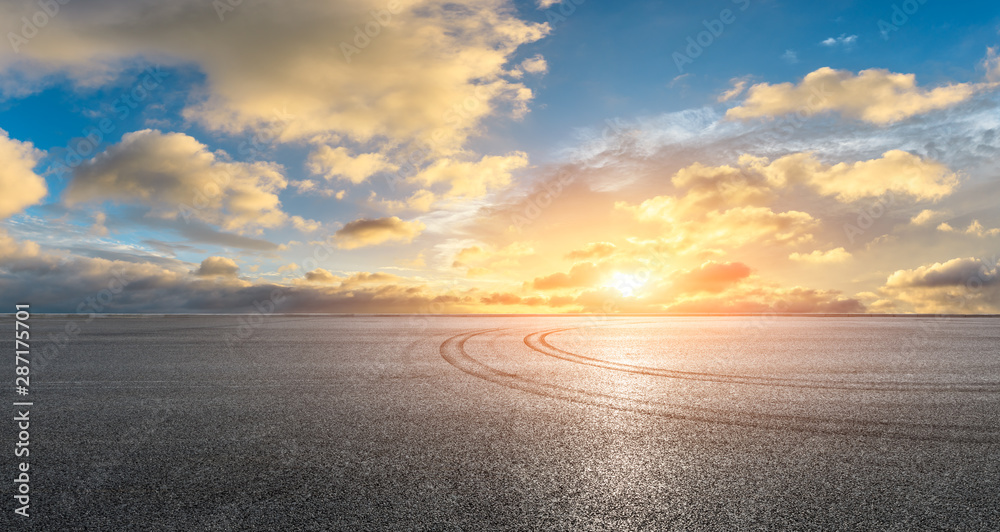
[524,327,1000,393]
[442,328,1000,443]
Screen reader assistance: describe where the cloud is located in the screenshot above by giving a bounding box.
[668,73,691,88]
[566,242,616,260]
[618,197,818,250]
[65,130,290,233]
[745,150,959,202]
[0,129,47,218]
[536,0,562,8]
[334,216,424,249]
[290,216,322,233]
[90,212,109,237]
[910,209,948,226]
[194,256,240,277]
[789,247,852,263]
[726,67,982,124]
[984,46,1000,83]
[480,292,522,305]
[532,262,603,290]
[0,230,40,262]
[519,54,548,75]
[303,268,339,283]
[307,146,398,184]
[0,0,548,157]
[781,50,798,64]
[879,256,1000,313]
[671,261,751,294]
[718,80,748,102]
[964,220,1000,237]
[411,152,529,197]
[300,269,401,287]
[820,34,857,48]
[452,241,535,274]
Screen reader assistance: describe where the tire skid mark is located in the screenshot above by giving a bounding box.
[525,327,1000,393]
[442,328,1000,443]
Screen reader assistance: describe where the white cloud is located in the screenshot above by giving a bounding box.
[984,46,1000,83]
[0,129,47,219]
[820,34,858,48]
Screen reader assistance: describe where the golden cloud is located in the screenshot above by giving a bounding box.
[411,152,529,197]
[194,256,240,278]
[0,129,47,218]
[532,262,605,290]
[726,67,981,124]
[880,256,1000,313]
[788,247,852,263]
[565,242,617,260]
[910,209,948,226]
[334,216,425,249]
[0,0,547,157]
[65,130,290,233]
[307,146,399,184]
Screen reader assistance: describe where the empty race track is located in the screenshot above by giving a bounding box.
[4,315,999,530]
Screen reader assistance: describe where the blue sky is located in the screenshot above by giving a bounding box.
[1,0,999,313]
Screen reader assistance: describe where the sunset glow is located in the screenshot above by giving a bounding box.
[0,0,998,314]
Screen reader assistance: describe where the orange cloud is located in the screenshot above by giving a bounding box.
[671,261,751,294]
[532,262,604,290]
[566,242,616,260]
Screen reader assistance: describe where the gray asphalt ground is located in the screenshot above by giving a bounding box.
[3,315,1000,530]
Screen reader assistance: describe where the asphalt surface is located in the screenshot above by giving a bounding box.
[3,315,999,530]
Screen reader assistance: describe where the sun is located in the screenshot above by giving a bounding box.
[607,272,647,297]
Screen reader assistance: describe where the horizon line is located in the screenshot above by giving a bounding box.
[7,312,1000,318]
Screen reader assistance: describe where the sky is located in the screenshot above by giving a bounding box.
[1,0,1000,314]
